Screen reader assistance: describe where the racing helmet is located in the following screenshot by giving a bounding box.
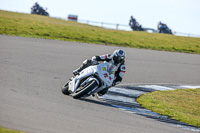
[111,49,125,65]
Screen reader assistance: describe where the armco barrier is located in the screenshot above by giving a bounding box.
[78,19,200,38]
[53,16,200,38]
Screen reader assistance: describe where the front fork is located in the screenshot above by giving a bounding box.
[80,76,107,96]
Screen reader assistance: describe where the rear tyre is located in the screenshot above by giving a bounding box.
[61,82,70,95]
[72,80,98,99]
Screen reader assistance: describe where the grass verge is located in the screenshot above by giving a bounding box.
[137,88,200,127]
[0,10,200,54]
[0,126,25,133]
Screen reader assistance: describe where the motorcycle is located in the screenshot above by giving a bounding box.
[158,24,172,34]
[61,61,118,99]
[31,4,49,16]
[130,22,144,31]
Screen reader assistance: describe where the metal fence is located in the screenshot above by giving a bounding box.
[172,32,200,38]
[78,19,200,38]
[78,19,130,31]
[53,16,200,38]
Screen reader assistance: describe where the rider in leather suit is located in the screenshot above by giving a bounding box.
[73,49,126,96]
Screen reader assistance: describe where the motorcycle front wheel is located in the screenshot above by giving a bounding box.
[61,82,70,95]
[72,80,98,99]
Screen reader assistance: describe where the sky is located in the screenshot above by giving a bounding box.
[1,0,200,35]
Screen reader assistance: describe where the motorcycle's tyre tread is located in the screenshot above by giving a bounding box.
[61,82,70,95]
[72,80,98,99]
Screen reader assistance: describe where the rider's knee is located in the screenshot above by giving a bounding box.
[83,59,92,66]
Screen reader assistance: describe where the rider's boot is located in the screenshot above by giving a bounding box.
[73,59,93,76]
[72,66,83,76]
[72,69,79,76]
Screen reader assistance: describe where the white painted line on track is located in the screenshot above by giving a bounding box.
[138,85,175,91]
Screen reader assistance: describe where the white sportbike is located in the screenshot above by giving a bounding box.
[61,61,119,99]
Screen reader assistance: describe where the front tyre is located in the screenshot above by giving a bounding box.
[72,80,98,99]
[61,82,70,95]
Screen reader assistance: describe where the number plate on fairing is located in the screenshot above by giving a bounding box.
[97,63,114,87]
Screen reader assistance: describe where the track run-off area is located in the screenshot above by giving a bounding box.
[0,35,200,133]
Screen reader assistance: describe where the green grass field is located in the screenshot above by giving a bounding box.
[137,88,200,128]
[0,126,25,133]
[0,10,200,54]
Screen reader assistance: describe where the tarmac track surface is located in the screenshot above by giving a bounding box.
[0,35,200,133]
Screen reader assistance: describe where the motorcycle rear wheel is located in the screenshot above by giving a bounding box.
[72,80,98,99]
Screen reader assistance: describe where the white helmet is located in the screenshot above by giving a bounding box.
[111,49,125,65]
